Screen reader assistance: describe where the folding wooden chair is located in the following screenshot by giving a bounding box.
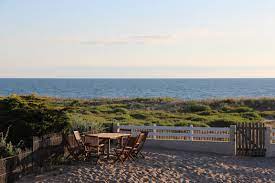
[64,135,85,161]
[67,131,101,161]
[84,135,105,163]
[114,133,144,163]
[132,131,149,159]
[65,132,88,161]
[113,136,134,163]
[118,129,132,147]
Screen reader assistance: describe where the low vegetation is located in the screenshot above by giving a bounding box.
[1,94,275,152]
[0,126,20,158]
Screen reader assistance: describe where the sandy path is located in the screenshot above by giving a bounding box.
[18,148,275,183]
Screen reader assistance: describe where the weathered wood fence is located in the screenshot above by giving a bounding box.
[0,133,78,183]
[236,123,266,156]
[271,128,275,144]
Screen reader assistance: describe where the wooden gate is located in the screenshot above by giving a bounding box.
[236,123,266,157]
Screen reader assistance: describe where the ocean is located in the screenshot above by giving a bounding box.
[0,78,275,99]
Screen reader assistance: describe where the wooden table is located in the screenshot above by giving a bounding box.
[86,133,130,158]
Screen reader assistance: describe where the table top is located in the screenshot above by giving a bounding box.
[86,133,131,139]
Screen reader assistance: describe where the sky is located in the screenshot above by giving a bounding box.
[0,0,275,78]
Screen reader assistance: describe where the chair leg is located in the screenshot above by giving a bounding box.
[65,153,72,160]
[139,152,145,158]
[113,149,127,164]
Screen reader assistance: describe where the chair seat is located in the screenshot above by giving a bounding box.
[114,146,134,153]
[85,143,105,147]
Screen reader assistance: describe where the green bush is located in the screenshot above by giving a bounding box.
[196,110,212,115]
[112,108,129,114]
[241,112,262,121]
[174,121,209,127]
[183,103,211,113]
[0,126,19,158]
[130,113,148,120]
[222,106,254,113]
[260,111,275,119]
[184,114,206,122]
[0,95,70,147]
[207,119,238,127]
[68,113,104,133]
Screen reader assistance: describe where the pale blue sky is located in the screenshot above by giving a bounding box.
[0,0,275,78]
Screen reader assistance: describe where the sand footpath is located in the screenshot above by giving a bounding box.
[18,148,275,183]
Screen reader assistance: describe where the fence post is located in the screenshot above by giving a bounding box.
[153,124,157,140]
[265,126,272,157]
[189,125,193,141]
[230,125,236,156]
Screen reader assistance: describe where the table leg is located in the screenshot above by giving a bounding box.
[120,137,123,147]
[107,139,111,158]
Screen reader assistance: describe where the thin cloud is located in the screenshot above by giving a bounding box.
[54,27,269,46]
[56,34,174,46]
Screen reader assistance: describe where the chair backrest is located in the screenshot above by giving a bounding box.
[135,133,145,147]
[126,136,137,147]
[136,131,149,151]
[84,136,99,146]
[126,133,144,149]
[73,131,84,146]
[141,131,149,141]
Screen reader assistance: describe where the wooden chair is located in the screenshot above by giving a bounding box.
[127,133,145,160]
[69,131,100,161]
[65,135,85,161]
[118,129,132,147]
[84,135,105,163]
[113,136,132,163]
[132,131,149,159]
[64,132,90,161]
[114,133,144,163]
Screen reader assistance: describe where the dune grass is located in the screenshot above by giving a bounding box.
[1,94,275,147]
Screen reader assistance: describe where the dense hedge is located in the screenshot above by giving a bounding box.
[0,95,70,147]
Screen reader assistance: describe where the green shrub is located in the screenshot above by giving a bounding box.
[68,113,104,133]
[130,113,148,120]
[0,126,19,158]
[241,112,262,121]
[0,95,70,147]
[207,119,238,127]
[183,103,211,113]
[196,110,212,115]
[174,121,209,127]
[113,114,130,121]
[184,114,206,122]
[112,108,129,114]
[222,106,254,113]
[95,105,112,113]
[260,111,275,119]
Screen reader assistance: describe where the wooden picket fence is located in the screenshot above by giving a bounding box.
[236,123,266,157]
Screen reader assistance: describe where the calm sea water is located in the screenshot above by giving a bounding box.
[0,78,275,99]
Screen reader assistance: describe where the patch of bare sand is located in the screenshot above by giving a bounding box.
[18,148,275,183]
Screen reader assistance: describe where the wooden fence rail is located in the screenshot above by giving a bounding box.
[116,124,230,142]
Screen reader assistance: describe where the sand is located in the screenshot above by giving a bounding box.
[18,148,275,183]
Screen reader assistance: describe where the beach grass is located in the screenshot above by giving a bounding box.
[1,94,275,147]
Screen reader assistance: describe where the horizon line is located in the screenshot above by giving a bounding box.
[1,77,275,79]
